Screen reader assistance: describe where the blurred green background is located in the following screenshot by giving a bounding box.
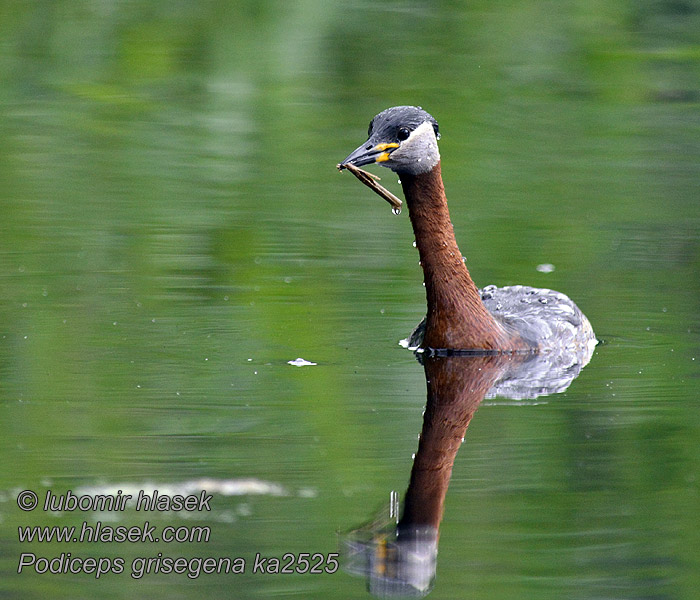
[1,1,699,598]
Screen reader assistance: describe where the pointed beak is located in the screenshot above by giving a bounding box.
[339,139,400,169]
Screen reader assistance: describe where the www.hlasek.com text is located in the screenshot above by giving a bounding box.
[19,520,209,544]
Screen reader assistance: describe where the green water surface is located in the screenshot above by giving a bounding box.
[1,2,699,599]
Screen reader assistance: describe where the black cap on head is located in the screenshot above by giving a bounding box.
[367,106,439,142]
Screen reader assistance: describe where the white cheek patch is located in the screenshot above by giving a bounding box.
[402,121,436,150]
[389,121,441,174]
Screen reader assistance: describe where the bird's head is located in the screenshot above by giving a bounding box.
[340,106,441,176]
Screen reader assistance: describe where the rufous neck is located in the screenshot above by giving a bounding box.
[399,355,509,530]
[400,163,513,350]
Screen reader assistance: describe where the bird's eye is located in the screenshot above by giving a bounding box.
[397,127,410,141]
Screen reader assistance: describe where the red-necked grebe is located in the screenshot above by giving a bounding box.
[340,106,596,355]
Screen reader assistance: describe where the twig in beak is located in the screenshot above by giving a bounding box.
[337,163,403,213]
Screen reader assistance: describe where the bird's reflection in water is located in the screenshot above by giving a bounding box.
[342,345,594,597]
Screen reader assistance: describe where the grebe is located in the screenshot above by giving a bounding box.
[340,106,596,354]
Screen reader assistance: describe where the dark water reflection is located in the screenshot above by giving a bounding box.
[344,340,594,597]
